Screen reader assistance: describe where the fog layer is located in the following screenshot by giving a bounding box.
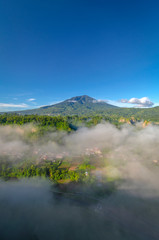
[1,123,159,239]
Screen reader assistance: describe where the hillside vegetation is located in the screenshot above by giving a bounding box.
[3,95,159,123]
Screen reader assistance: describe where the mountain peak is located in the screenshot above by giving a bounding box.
[13,95,118,115]
[65,95,95,104]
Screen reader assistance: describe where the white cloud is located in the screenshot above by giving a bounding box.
[27,98,36,102]
[67,100,77,103]
[93,99,107,103]
[120,99,128,103]
[0,103,28,108]
[120,97,154,107]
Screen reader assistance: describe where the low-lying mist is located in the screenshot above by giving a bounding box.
[1,123,159,185]
[1,122,159,159]
[1,177,159,240]
[1,123,159,239]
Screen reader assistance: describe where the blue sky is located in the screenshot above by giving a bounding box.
[1,0,159,111]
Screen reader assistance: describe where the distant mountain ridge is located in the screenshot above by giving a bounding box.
[14,95,118,115]
[2,95,159,121]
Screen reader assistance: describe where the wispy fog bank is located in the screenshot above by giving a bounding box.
[1,123,159,239]
[0,178,159,240]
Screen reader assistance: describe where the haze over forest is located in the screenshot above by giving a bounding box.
[1,116,159,239]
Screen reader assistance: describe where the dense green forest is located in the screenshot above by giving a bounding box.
[0,111,159,131]
[0,112,155,129]
[0,114,123,130]
[0,158,93,183]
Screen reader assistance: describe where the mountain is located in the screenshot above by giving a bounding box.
[2,95,159,121]
[15,95,118,115]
